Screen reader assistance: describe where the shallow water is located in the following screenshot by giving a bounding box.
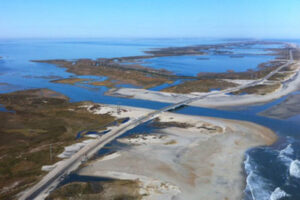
[141,53,276,76]
[0,38,299,199]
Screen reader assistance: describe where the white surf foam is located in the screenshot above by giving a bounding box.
[244,154,272,200]
[278,144,293,166]
[280,144,294,156]
[289,159,300,178]
[270,187,289,200]
[244,144,297,200]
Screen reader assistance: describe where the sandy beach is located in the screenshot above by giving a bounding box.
[76,105,277,200]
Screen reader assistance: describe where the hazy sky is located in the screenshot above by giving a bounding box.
[1,0,300,38]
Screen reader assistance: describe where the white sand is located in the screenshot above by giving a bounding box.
[81,104,152,120]
[57,139,95,159]
[78,109,277,200]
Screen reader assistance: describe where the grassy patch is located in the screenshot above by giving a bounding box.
[268,72,294,81]
[279,64,299,72]
[46,180,142,200]
[0,89,116,199]
[232,83,281,95]
[197,60,288,80]
[52,78,91,84]
[162,79,238,93]
[35,59,175,89]
[152,119,193,128]
[89,80,117,88]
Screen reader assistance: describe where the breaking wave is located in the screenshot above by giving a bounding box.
[278,144,293,165]
[244,143,297,200]
[270,187,289,200]
[244,154,272,200]
[289,160,300,178]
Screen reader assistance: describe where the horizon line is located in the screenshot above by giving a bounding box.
[0,36,300,40]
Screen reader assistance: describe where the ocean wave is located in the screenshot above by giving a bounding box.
[245,172,271,200]
[278,144,294,166]
[270,187,289,200]
[244,144,299,200]
[244,154,271,200]
[280,144,294,156]
[289,159,300,178]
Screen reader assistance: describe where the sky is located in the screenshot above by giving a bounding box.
[0,0,300,39]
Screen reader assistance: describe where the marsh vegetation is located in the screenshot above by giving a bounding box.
[0,89,116,199]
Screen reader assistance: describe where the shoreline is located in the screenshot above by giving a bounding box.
[73,105,277,200]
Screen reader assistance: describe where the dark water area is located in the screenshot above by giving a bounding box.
[76,118,130,139]
[0,104,15,113]
[148,79,184,91]
[95,120,161,157]
[0,104,8,112]
[0,38,300,199]
[59,173,114,186]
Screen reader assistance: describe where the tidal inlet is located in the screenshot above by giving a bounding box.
[1,1,300,200]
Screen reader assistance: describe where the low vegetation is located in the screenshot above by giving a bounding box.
[89,80,118,88]
[0,89,116,199]
[268,72,294,81]
[152,120,193,128]
[52,78,91,84]
[279,63,299,72]
[46,180,142,200]
[162,79,238,93]
[232,83,281,95]
[35,59,175,89]
[197,60,287,80]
